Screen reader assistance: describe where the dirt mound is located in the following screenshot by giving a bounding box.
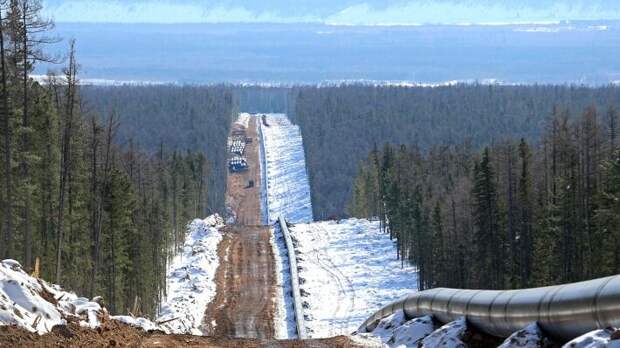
[0,322,370,347]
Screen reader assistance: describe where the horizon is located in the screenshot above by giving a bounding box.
[42,0,620,25]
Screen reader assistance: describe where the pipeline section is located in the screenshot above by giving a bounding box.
[278,216,307,339]
[358,275,620,341]
[259,116,307,338]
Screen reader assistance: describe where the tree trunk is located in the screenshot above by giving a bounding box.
[0,6,14,260]
[55,40,77,284]
[22,1,32,270]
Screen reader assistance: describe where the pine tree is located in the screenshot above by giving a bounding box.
[472,148,503,289]
[593,151,620,276]
[517,139,533,287]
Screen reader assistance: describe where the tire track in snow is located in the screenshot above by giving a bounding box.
[302,224,356,337]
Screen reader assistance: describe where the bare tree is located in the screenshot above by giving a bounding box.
[55,39,78,284]
[0,0,13,259]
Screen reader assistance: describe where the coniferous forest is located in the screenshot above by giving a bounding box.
[288,85,620,219]
[0,1,234,317]
[348,103,620,291]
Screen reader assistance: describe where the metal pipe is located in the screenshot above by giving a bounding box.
[278,216,307,339]
[358,275,620,341]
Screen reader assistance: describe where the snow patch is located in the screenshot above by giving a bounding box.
[289,219,418,338]
[0,259,161,334]
[499,323,544,348]
[157,214,224,335]
[365,310,434,347]
[421,318,467,348]
[563,328,620,348]
[235,113,251,128]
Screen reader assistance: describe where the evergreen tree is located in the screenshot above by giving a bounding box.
[472,148,503,289]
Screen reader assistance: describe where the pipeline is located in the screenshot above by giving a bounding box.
[358,275,620,341]
[278,216,307,339]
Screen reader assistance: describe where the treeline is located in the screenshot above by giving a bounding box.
[351,105,620,290]
[288,84,620,219]
[233,85,289,114]
[0,1,221,316]
[81,85,234,214]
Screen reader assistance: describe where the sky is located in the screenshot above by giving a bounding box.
[42,0,620,25]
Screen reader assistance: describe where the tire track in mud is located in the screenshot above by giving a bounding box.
[202,225,276,339]
[202,116,277,339]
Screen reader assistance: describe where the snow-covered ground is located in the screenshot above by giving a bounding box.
[157,214,224,334]
[363,311,620,348]
[260,113,311,339]
[563,329,620,348]
[0,215,224,336]
[289,219,418,338]
[235,112,251,128]
[0,259,161,334]
[259,113,417,339]
[261,113,313,224]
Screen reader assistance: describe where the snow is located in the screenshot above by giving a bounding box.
[421,318,467,348]
[364,310,434,347]
[0,259,162,334]
[563,329,620,348]
[156,214,224,335]
[111,315,163,332]
[259,114,417,338]
[235,112,251,128]
[499,323,544,348]
[289,218,418,338]
[261,113,313,224]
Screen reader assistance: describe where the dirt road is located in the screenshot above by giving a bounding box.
[225,117,262,225]
[202,116,277,339]
[202,225,276,338]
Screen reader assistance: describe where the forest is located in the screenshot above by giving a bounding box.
[288,84,620,219]
[0,1,234,317]
[350,105,620,290]
[81,85,234,214]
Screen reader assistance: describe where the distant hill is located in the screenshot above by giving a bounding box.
[38,22,620,85]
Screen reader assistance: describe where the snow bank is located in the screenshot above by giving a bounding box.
[261,113,313,224]
[235,112,251,128]
[157,214,224,335]
[499,323,544,348]
[563,328,620,348]
[421,318,467,348]
[363,314,467,348]
[0,259,161,334]
[289,218,418,337]
[364,310,434,347]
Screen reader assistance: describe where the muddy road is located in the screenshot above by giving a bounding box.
[225,117,262,225]
[202,225,276,338]
[202,116,277,339]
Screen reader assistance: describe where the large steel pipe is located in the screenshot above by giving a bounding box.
[358,275,620,341]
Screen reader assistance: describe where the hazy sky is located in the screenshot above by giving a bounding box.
[42,0,620,24]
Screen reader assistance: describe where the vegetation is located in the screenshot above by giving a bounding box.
[0,0,234,317]
[288,84,620,219]
[81,85,234,214]
[350,105,620,290]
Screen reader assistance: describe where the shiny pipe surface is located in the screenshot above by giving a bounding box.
[358,275,620,341]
